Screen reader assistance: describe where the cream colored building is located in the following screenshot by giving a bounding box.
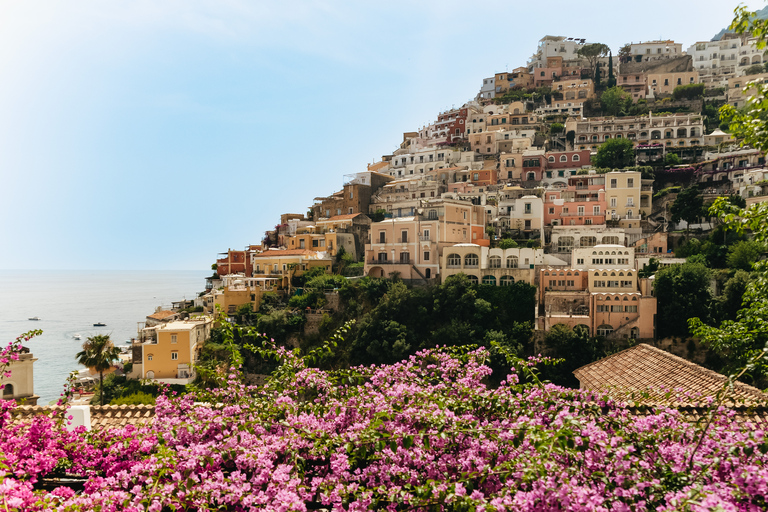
[364,199,489,281]
[647,71,699,96]
[604,170,646,230]
[574,113,705,151]
[440,245,566,286]
[0,346,38,405]
[251,249,333,290]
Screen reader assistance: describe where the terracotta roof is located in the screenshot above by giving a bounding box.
[317,213,361,222]
[574,344,768,406]
[251,249,321,258]
[147,310,177,321]
[10,405,155,430]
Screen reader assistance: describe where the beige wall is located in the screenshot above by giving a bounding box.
[0,352,38,405]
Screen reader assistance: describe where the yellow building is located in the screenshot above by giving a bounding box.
[604,170,644,229]
[136,317,213,383]
[251,249,333,289]
[211,274,278,316]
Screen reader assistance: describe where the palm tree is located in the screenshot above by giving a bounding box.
[76,334,121,406]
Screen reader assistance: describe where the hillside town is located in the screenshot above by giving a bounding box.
[4,31,768,401]
[102,32,768,386]
[8,7,768,510]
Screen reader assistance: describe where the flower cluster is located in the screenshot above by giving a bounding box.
[1,333,768,511]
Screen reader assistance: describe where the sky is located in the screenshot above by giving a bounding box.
[0,0,764,270]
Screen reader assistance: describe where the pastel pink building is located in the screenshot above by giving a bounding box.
[543,174,607,226]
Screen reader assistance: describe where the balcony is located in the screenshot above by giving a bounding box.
[419,235,432,241]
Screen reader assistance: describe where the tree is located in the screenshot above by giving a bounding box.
[726,240,765,271]
[607,51,616,88]
[672,83,705,100]
[665,153,681,166]
[566,130,576,148]
[745,63,765,75]
[499,239,518,250]
[594,61,601,88]
[618,43,631,62]
[593,138,635,169]
[600,86,631,116]
[76,334,121,406]
[653,262,712,338]
[550,122,564,134]
[577,43,609,83]
[670,187,704,232]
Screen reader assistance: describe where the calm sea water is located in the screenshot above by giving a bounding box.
[0,270,207,404]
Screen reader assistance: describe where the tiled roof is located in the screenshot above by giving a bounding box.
[318,213,361,222]
[147,310,177,320]
[10,405,155,430]
[573,343,768,406]
[251,249,319,258]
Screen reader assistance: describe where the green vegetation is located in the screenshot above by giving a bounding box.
[600,86,631,116]
[592,138,635,169]
[671,83,705,100]
[76,334,121,406]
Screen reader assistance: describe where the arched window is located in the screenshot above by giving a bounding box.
[623,296,629,301]
[627,272,633,276]
[489,256,501,269]
[630,327,640,339]
[467,275,479,284]
[500,276,515,286]
[597,324,614,336]
[602,272,608,276]
[572,154,580,161]
[560,155,568,162]
[544,271,549,276]
[594,272,599,276]
[548,156,555,163]
[506,256,518,268]
[482,275,496,285]
[146,371,155,379]
[447,254,461,268]
[619,272,624,276]
[465,254,479,268]
[2,383,13,398]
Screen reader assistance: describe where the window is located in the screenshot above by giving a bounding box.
[489,256,501,268]
[593,206,600,215]
[447,254,461,268]
[378,253,387,263]
[171,335,177,344]
[548,156,555,163]
[379,232,386,243]
[147,354,153,361]
[573,154,580,162]
[610,198,617,207]
[400,252,410,263]
[465,254,479,268]
[401,231,408,243]
[627,178,634,188]
[524,203,532,214]
[424,251,430,261]
[482,275,496,285]
[171,352,178,360]
[610,178,617,188]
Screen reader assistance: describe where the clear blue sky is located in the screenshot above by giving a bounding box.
[0,0,762,270]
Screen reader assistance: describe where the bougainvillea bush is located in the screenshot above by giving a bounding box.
[1,331,768,511]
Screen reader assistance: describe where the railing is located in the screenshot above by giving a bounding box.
[419,235,431,241]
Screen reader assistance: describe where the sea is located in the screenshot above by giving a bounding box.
[0,270,208,404]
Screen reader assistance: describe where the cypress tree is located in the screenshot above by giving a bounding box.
[607,51,616,87]
[594,61,601,88]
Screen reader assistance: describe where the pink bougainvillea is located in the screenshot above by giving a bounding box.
[1,333,767,511]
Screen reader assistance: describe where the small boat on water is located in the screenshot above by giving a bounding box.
[28,317,41,321]
[73,334,82,340]
[93,322,106,327]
